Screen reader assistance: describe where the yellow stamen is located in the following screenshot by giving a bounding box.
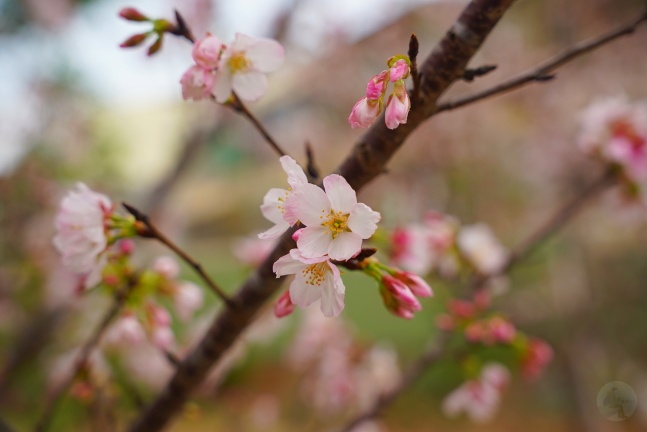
[321,210,351,239]
[301,262,328,286]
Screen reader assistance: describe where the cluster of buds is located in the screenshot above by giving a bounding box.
[578,96,647,203]
[349,56,412,130]
[520,337,554,381]
[362,260,433,319]
[118,7,178,56]
[390,210,509,281]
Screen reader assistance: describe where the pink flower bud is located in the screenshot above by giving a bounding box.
[436,313,455,331]
[393,270,433,298]
[119,239,135,255]
[292,228,304,242]
[366,70,389,100]
[348,97,381,129]
[274,290,295,318]
[389,59,410,82]
[385,81,410,130]
[380,275,421,319]
[153,256,180,279]
[489,316,516,344]
[192,33,223,69]
[147,35,163,56]
[448,299,476,319]
[521,338,553,381]
[119,7,149,22]
[119,32,150,48]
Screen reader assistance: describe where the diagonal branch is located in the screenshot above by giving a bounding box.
[128,1,516,430]
[436,10,647,113]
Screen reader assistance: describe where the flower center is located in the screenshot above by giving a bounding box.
[228,52,251,73]
[301,262,328,286]
[321,210,350,239]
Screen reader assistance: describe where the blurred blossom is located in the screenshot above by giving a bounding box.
[355,345,401,410]
[457,223,508,275]
[153,255,180,279]
[48,348,109,395]
[521,338,553,381]
[53,183,113,286]
[103,312,146,347]
[121,341,174,391]
[578,96,647,200]
[442,363,510,423]
[172,281,204,321]
[232,236,276,266]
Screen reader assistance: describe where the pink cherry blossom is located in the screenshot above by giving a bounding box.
[391,270,433,298]
[273,249,345,317]
[212,33,284,103]
[53,183,112,286]
[385,81,410,130]
[180,65,216,101]
[457,223,508,275]
[286,174,381,261]
[442,363,510,423]
[366,70,389,100]
[348,97,381,129]
[259,155,308,239]
[389,59,410,82]
[173,281,204,321]
[104,313,146,347]
[192,33,223,69]
[521,338,553,381]
[153,255,180,279]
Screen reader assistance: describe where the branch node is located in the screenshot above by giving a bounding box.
[462,64,497,81]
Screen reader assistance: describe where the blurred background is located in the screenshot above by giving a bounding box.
[1,0,647,430]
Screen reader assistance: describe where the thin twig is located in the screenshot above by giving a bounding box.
[305,141,320,181]
[228,92,288,157]
[338,170,616,431]
[122,203,234,307]
[34,287,132,432]
[407,34,420,105]
[436,10,647,113]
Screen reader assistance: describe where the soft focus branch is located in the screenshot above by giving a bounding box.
[338,169,616,430]
[128,1,517,431]
[122,203,233,307]
[35,285,133,432]
[436,10,647,113]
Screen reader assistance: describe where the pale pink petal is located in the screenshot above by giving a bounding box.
[290,276,322,307]
[230,32,257,51]
[296,227,332,259]
[288,183,331,226]
[232,71,267,102]
[246,37,285,72]
[260,188,289,224]
[347,203,381,238]
[323,175,357,213]
[389,59,410,82]
[280,155,308,188]
[211,67,233,103]
[327,232,362,261]
[258,222,289,240]
[318,267,345,317]
[348,97,380,129]
[192,33,223,69]
[273,252,306,277]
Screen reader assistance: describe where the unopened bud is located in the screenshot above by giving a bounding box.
[119,7,149,22]
[119,32,149,48]
[147,36,163,56]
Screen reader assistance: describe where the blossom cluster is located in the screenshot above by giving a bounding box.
[261,156,381,317]
[349,56,412,130]
[578,96,647,203]
[180,33,284,103]
[442,363,510,423]
[390,210,509,280]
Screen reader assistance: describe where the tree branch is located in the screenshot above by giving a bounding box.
[436,10,647,113]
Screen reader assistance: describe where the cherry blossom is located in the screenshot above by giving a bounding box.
[349,98,381,129]
[442,363,510,423]
[274,289,295,318]
[273,249,345,317]
[180,65,216,101]
[173,281,204,321]
[103,313,146,347]
[259,155,308,239]
[53,183,113,286]
[457,223,508,275]
[521,338,553,381]
[212,33,284,103]
[286,174,381,261]
[379,274,422,319]
[191,33,222,69]
[153,255,180,279]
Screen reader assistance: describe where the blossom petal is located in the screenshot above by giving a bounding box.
[290,276,322,307]
[287,183,331,226]
[232,71,267,102]
[347,203,381,238]
[280,155,308,188]
[296,226,331,258]
[246,37,285,72]
[327,232,362,261]
[211,67,233,103]
[273,252,305,277]
[319,266,345,317]
[323,174,357,213]
[260,188,288,224]
[258,221,289,240]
